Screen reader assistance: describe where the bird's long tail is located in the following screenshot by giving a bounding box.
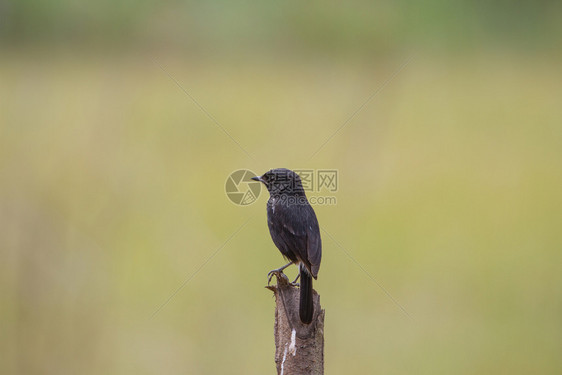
[299,265,314,324]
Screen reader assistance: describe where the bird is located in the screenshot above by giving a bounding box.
[252,168,322,324]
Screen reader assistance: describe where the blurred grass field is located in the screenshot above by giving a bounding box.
[1,49,561,374]
[1,2,562,373]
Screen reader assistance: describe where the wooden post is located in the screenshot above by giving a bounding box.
[266,273,325,375]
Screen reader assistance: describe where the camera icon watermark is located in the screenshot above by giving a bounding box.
[225,169,262,205]
[225,169,338,206]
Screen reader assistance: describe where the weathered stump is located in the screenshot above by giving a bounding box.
[266,273,324,375]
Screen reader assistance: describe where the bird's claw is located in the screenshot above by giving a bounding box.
[267,269,289,285]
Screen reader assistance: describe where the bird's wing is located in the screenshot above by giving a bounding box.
[280,211,309,257]
[267,200,321,277]
[267,203,305,263]
[305,206,322,278]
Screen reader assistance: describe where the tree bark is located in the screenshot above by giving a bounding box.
[266,273,324,375]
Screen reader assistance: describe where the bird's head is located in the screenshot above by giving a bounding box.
[251,168,305,196]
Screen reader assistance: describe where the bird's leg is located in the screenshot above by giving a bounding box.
[291,273,300,286]
[267,262,293,285]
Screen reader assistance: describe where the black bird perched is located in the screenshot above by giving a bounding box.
[252,168,322,324]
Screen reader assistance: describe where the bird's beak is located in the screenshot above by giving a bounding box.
[251,176,261,182]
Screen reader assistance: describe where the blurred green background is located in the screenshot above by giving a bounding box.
[1,1,562,374]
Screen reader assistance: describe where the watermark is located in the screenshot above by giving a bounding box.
[225,169,338,206]
[276,195,338,206]
[293,169,338,192]
[225,169,262,205]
